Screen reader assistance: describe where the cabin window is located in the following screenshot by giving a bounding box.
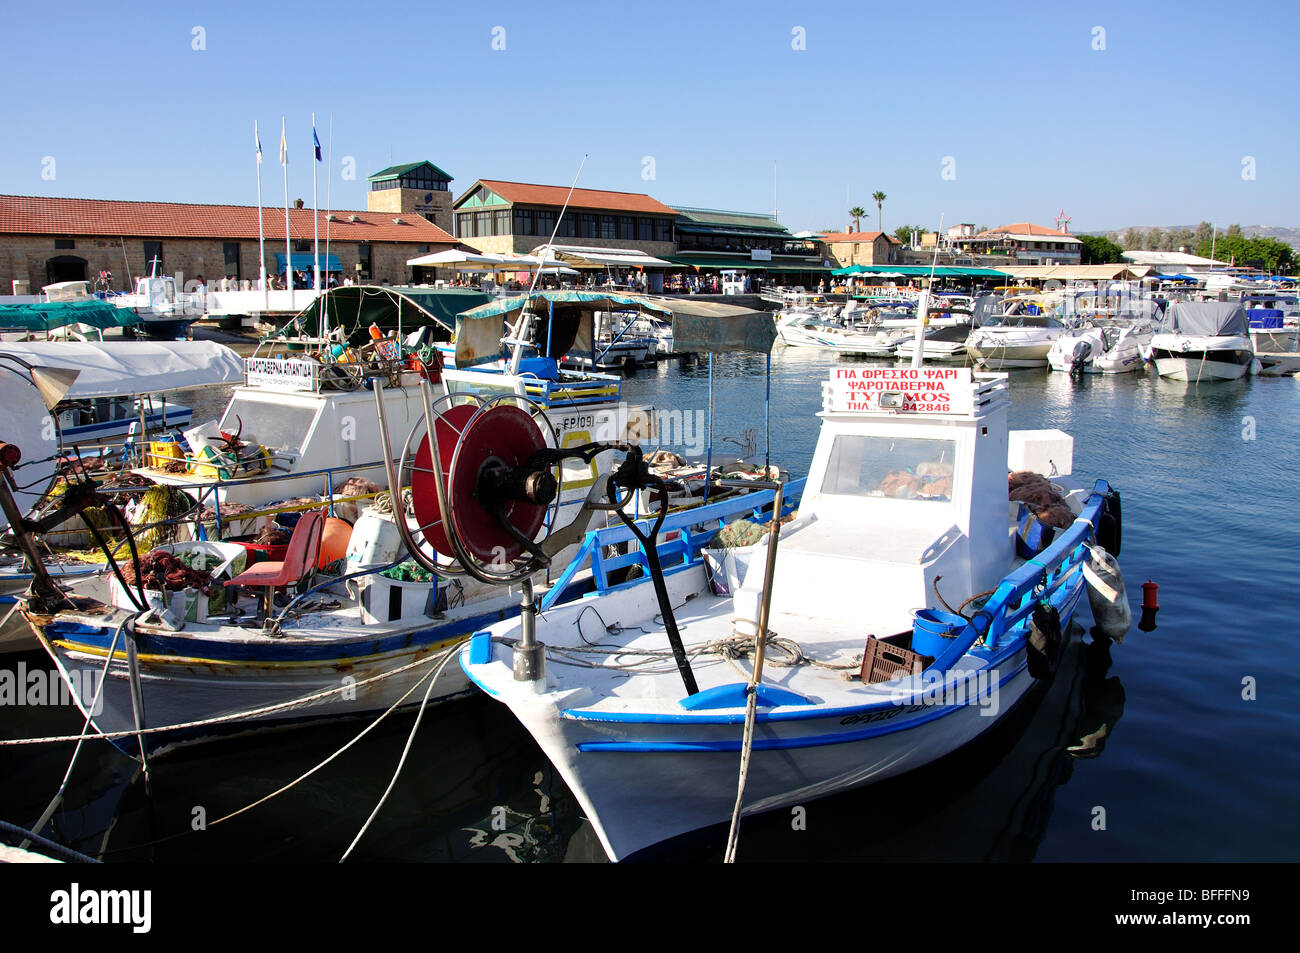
[821,435,957,501]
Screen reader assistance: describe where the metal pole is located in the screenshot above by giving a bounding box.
[704,352,714,501]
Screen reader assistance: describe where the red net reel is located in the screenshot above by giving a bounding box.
[410,404,550,564]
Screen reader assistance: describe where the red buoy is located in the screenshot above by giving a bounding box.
[1141,580,1159,610]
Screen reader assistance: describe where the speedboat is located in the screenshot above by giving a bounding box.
[1144,301,1258,381]
[459,365,1123,860]
[1047,320,1157,375]
[966,297,1065,369]
[1241,292,1299,353]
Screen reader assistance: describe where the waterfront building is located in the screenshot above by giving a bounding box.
[366,161,456,234]
[451,180,678,260]
[666,207,827,285]
[952,222,1083,265]
[0,193,460,293]
[820,230,902,268]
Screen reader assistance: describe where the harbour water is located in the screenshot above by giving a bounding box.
[1,348,1297,862]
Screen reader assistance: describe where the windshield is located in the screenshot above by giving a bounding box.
[219,397,319,454]
[821,434,957,501]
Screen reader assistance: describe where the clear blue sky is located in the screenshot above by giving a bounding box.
[3,0,1296,235]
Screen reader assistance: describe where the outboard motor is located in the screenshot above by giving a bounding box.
[1070,338,1093,376]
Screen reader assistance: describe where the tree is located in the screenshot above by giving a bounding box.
[1195,234,1294,272]
[1192,221,1213,248]
[1145,227,1165,251]
[1078,234,1125,265]
[1119,228,1144,249]
[894,224,923,246]
[872,191,887,234]
[848,206,867,232]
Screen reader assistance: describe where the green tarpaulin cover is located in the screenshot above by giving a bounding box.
[0,299,140,332]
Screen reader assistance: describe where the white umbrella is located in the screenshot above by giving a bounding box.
[406,249,501,268]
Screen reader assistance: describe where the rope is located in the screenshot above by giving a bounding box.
[0,820,100,864]
[95,642,461,858]
[0,642,454,746]
[23,614,133,848]
[723,685,759,863]
[339,646,460,861]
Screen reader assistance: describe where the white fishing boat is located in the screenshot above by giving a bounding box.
[456,364,1122,860]
[1046,319,1157,375]
[1144,301,1258,381]
[10,293,783,751]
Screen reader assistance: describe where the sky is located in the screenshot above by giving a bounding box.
[3,0,1297,236]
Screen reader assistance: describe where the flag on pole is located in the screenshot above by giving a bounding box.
[313,124,322,162]
[255,122,262,164]
[279,119,287,166]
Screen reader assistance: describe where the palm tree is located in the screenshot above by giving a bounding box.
[872,191,887,234]
[849,206,867,233]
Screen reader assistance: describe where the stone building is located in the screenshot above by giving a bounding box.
[0,193,461,293]
[451,180,677,259]
[366,161,455,234]
[820,230,902,268]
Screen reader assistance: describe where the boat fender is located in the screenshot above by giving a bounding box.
[1082,543,1132,641]
[1025,602,1062,679]
[1096,488,1122,556]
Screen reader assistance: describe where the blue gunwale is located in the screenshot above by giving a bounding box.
[544,480,1107,728]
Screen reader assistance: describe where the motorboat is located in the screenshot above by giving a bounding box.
[966,297,1065,369]
[1047,319,1157,375]
[458,364,1123,860]
[1143,301,1258,381]
[1241,292,1299,353]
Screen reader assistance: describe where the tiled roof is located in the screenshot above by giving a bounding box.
[976,222,1078,240]
[0,194,458,244]
[820,231,901,243]
[458,180,676,216]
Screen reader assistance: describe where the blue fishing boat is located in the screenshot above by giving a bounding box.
[457,365,1125,860]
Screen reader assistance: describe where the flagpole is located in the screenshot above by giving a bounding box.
[321,115,330,293]
[255,120,267,310]
[281,116,294,310]
[312,112,321,298]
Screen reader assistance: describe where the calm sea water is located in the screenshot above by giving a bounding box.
[2,349,1297,862]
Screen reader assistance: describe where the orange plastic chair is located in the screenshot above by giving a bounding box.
[224,510,325,620]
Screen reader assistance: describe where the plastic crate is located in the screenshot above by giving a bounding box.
[860,635,932,684]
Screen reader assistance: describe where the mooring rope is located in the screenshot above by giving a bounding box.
[339,645,461,861]
[723,684,759,863]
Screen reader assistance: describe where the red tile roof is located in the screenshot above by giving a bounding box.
[820,231,900,243]
[462,180,677,216]
[0,194,459,244]
[976,222,1074,238]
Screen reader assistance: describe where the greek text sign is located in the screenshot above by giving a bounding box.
[825,367,973,415]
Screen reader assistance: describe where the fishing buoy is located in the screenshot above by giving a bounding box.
[1138,580,1159,632]
[1082,543,1132,640]
[317,516,354,570]
[368,322,384,341]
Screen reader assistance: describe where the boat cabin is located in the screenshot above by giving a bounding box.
[734,368,1049,637]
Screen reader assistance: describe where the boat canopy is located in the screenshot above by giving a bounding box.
[0,341,245,399]
[652,299,777,354]
[455,291,673,368]
[1163,301,1249,336]
[278,285,491,345]
[0,299,141,332]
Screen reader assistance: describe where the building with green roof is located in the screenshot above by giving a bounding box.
[367,160,454,233]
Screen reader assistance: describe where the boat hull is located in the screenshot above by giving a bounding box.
[1150,348,1253,381]
[491,652,1041,861]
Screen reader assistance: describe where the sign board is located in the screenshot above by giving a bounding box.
[750,248,772,261]
[824,366,973,415]
[244,357,318,392]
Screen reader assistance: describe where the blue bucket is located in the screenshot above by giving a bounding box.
[911,608,967,658]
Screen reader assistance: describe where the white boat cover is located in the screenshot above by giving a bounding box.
[1163,302,1249,336]
[0,341,245,399]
